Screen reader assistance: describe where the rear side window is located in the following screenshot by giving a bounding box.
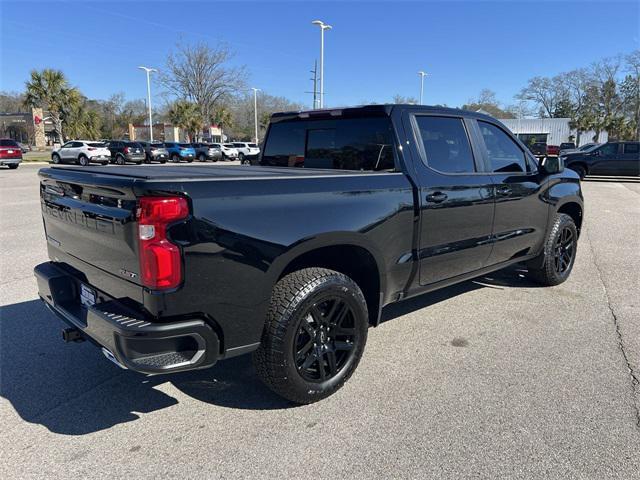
[478,121,527,173]
[261,117,395,171]
[88,142,105,147]
[599,143,618,156]
[414,116,475,173]
[623,143,639,154]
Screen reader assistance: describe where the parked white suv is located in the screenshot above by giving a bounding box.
[231,142,260,164]
[211,143,239,160]
[52,140,111,166]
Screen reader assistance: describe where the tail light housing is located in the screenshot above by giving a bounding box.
[137,196,189,290]
[124,147,130,154]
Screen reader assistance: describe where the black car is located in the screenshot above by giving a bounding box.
[35,104,583,404]
[138,141,169,163]
[561,141,640,178]
[104,140,145,165]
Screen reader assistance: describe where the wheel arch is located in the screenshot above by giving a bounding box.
[270,235,387,327]
[557,201,583,235]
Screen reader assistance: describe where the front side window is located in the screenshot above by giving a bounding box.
[261,117,395,171]
[478,121,527,173]
[414,116,475,174]
[598,143,618,156]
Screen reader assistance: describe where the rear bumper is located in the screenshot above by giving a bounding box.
[34,262,219,374]
[0,158,21,165]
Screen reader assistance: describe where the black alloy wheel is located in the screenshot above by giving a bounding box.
[294,296,357,382]
[553,226,575,275]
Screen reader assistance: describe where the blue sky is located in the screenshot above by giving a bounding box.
[1,1,638,109]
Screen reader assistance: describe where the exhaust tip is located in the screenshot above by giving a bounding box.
[62,328,84,343]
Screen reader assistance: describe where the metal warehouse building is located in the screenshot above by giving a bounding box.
[498,118,608,147]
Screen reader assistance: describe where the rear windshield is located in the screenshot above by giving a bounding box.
[151,142,164,147]
[0,139,19,147]
[261,117,396,171]
[88,142,106,147]
[126,142,142,148]
[179,143,191,148]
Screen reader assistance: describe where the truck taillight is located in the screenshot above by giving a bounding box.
[137,197,189,290]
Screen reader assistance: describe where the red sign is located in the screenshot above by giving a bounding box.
[34,115,42,125]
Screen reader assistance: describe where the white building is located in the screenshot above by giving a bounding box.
[498,118,607,147]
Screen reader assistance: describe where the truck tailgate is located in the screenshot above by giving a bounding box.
[39,168,142,289]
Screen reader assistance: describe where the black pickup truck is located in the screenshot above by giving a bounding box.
[34,105,583,404]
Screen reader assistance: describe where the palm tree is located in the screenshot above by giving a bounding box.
[24,69,78,143]
[213,107,233,142]
[168,101,203,142]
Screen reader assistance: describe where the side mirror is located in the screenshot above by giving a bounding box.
[540,156,564,174]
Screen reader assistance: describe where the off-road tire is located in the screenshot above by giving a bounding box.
[527,213,578,286]
[253,268,368,404]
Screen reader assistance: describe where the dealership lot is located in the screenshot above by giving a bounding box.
[1,164,638,478]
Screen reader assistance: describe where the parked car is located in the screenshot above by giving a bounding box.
[559,142,575,153]
[0,138,22,169]
[51,140,111,166]
[560,142,599,156]
[231,142,260,164]
[104,140,145,165]
[191,142,222,162]
[34,104,584,404]
[138,141,169,163]
[546,145,560,156]
[209,143,239,160]
[164,142,196,162]
[561,141,640,178]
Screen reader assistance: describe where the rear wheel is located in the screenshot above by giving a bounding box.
[198,153,207,162]
[115,155,125,165]
[527,213,578,286]
[171,154,180,163]
[253,268,368,404]
[239,152,245,162]
[8,163,18,169]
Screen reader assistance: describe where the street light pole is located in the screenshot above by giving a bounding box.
[251,87,261,143]
[138,66,157,141]
[418,70,429,105]
[312,20,332,108]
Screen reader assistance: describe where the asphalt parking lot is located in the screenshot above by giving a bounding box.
[1,163,638,479]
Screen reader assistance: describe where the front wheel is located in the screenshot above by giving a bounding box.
[570,164,586,180]
[527,213,578,286]
[253,268,368,404]
[51,153,61,164]
[171,154,180,163]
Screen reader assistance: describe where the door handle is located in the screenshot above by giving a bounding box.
[496,186,512,196]
[426,192,448,203]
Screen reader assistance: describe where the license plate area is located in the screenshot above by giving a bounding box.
[80,283,96,308]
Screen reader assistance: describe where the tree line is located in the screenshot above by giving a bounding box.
[1,44,637,144]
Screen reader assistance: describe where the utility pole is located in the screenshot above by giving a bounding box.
[418,70,429,105]
[312,20,332,108]
[251,87,261,143]
[311,60,318,109]
[138,66,157,141]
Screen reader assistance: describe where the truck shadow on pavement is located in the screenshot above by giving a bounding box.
[1,266,535,435]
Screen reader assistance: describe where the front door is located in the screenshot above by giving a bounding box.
[405,113,495,286]
[474,120,549,265]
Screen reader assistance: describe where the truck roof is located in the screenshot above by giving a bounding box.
[270,103,498,123]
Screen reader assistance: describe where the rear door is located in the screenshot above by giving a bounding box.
[473,120,548,266]
[621,142,640,175]
[590,143,621,175]
[404,111,495,285]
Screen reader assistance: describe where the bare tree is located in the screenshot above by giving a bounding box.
[159,41,247,124]
[517,76,570,118]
